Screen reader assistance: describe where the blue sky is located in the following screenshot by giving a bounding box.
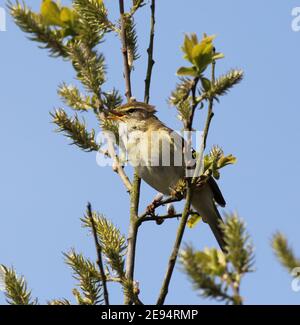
[1,0,300,305]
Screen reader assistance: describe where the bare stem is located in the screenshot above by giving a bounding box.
[156,60,217,305]
[144,0,156,104]
[124,172,140,304]
[138,196,182,220]
[156,185,193,305]
[118,0,141,305]
[192,61,216,183]
[98,111,132,192]
[139,214,182,225]
[203,61,216,149]
[119,0,132,101]
[87,202,109,305]
[123,0,157,304]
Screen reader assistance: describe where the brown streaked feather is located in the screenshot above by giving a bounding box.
[116,101,157,114]
[207,176,226,207]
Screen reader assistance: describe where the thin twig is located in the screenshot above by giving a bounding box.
[98,111,132,192]
[112,154,132,192]
[87,202,109,305]
[185,77,200,130]
[138,196,182,220]
[203,61,216,149]
[156,185,193,305]
[124,172,141,304]
[139,214,182,225]
[156,79,200,305]
[123,0,157,304]
[129,0,146,17]
[156,60,217,305]
[119,0,132,101]
[117,0,140,305]
[192,61,216,183]
[144,0,156,104]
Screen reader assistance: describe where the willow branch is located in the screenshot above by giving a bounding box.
[203,61,216,149]
[112,153,132,192]
[124,172,140,304]
[139,214,182,225]
[87,202,109,305]
[156,60,217,305]
[156,78,200,305]
[156,185,193,305]
[129,0,146,17]
[123,0,157,304]
[119,0,132,101]
[144,0,156,104]
[192,61,216,183]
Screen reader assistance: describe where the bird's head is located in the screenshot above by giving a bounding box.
[107,100,157,131]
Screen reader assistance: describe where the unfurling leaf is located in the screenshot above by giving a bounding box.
[60,7,74,24]
[40,0,63,27]
[180,34,224,76]
[187,214,202,228]
[218,154,237,169]
[177,66,198,77]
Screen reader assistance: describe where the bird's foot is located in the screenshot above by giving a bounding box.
[146,203,156,216]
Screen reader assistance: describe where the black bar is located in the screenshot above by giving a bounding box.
[0,305,299,322]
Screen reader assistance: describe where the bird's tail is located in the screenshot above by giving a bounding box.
[191,190,227,253]
[206,205,227,253]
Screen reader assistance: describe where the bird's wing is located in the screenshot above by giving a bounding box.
[162,128,226,207]
[207,176,226,207]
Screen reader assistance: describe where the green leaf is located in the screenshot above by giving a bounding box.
[177,66,198,77]
[60,7,74,24]
[182,34,197,62]
[40,0,63,27]
[180,34,224,76]
[201,77,211,92]
[213,53,225,60]
[187,214,202,228]
[217,155,237,169]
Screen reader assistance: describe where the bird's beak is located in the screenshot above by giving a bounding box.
[106,110,125,121]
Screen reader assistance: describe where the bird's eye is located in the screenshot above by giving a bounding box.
[127,108,137,114]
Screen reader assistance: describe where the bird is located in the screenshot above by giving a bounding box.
[108,100,227,252]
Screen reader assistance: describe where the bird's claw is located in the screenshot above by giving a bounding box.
[146,203,156,216]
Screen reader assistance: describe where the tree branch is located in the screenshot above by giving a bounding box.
[144,0,156,104]
[156,59,217,305]
[125,173,141,280]
[156,185,193,305]
[138,196,182,220]
[87,202,109,305]
[139,214,182,225]
[98,111,132,192]
[156,78,200,305]
[192,61,216,183]
[123,0,157,304]
[119,0,132,101]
